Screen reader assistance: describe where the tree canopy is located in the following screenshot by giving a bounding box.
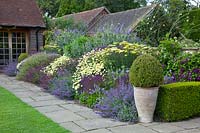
[37,0,147,17]
[36,0,60,17]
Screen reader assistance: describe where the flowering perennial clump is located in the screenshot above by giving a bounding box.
[72,41,157,91]
[43,56,70,76]
[95,74,138,122]
[49,70,75,100]
[72,49,107,91]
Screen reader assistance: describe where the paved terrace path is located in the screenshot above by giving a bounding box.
[0,74,200,133]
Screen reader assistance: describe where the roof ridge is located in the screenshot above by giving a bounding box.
[63,6,107,17]
[129,4,158,31]
[87,13,106,32]
[107,4,157,16]
[87,4,158,34]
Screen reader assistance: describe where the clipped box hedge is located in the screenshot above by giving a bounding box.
[155,82,200,122]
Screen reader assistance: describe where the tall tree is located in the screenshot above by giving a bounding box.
[56,0,147,17]
[36,0,60,17]
[95,0,147,12]
[56,0,90,17]
[136,0,200,46]
[56,0,71,17]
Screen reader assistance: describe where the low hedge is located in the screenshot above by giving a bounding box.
[155,82,200,122]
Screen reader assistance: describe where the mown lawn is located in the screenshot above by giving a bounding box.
[0,86,70,133]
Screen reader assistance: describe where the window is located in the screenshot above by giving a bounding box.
[0,32,9,65]
[12,32,27,61]
[0,31,27,66]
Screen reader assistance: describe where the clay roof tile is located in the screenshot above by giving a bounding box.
[0,0,45,28]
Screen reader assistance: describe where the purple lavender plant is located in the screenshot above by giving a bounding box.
[3,62,17,76]
[39,73,52,90]
[164,53,200,83]
[164,75,176,84]
[24,65,44,84]
[80,75,104,94]
[49,69,75,100]
[95,74,138,122]
[51,80,75,100]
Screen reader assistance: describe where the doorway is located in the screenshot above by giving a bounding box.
[0,31,27,66]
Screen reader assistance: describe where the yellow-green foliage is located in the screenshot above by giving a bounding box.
[155,82,200,121]
[44,45,62,54]
[72,41,158,91]
[112,41,158,55]
[18,53,28,63]
[43,56,70,76]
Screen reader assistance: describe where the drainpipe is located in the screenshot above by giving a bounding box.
[36,28,40,52]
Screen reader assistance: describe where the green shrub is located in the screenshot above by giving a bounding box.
[18,53,28,63]
[64,35,90,58]
[129,54,163,87]
[63,32,138,58]
[78,92,102,108]
[158,37,183,76]
[16,53,60,81]
[155,82,200,121]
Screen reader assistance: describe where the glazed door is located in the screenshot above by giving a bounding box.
[0,32,9,66]
[0,31,27,66]
[12,32,27,62]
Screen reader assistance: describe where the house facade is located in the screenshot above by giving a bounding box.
[0,0,45,66]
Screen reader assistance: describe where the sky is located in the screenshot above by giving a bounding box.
[147,0,199,6]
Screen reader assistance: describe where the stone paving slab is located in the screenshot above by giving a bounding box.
[14,91,36,98]
[148,123,185,133]
[29,99,67,107]
[60,122,86,133]
[171,121,200,129]
[0,74,200,133]
[45,110,85,123]
[31,95,58,101]
[108,125,158,133]
[20,97,35,103]
[75,110,102,119]
[176,129,200,133]
[74,118,126,130]
[189,117,200,123]
[36,105,65,113]
[60,104,93,113]
[83,129,112,133]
